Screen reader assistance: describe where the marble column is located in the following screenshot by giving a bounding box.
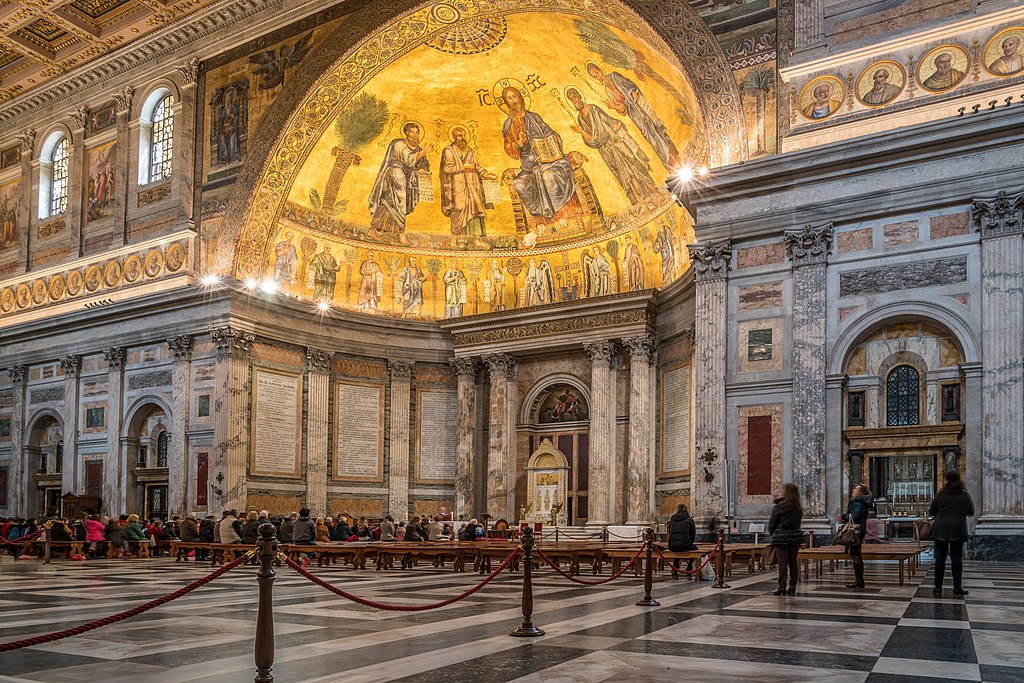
[304,348,332,518]
[973,192,1024,521]
[624,336,657,525]
[450,357,477,520]
[60,355,81,495]
[961,362,983,522]
[113,87,133,245]
[211,326,253,512]
[166,336,192,516]
[103,347,126,513]
[16,130,34,272]
[484,354,517,521]
[687,241,731,524]
[785,223,832,520]
[67,112,87,257]
[825,373,847,515]
[175,59,199,224]
[794,0,825,51]
[8,366,27,514]
[388,360,414,521]
[583,341,616,525]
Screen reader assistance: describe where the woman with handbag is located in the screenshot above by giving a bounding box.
[928,470,975,596]
[839,484,872,589]
[768,483,804,596]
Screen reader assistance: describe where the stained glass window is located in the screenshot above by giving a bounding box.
[50,137,68,216]
[148,94,174,183]
[886,365,920,426]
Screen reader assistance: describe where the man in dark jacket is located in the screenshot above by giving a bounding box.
[279,512,296,543]
[292,508,317,545]
[667,504,698,579]
[179,514,200,542]
[405,517,427,542]
[198,515,215,560]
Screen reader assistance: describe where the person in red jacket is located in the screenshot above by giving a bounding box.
[84,514,106,559]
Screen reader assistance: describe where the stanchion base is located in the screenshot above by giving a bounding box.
[712,583,731,589]
[509,626,545,637]
[635,598,661,606]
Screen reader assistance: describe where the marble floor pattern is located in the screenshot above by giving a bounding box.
[0,554,1022,682]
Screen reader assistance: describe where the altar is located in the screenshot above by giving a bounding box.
[521,438,570,526]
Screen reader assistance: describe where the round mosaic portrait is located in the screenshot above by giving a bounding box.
[798,75,845,121]
[917,44,970,93]
[855,60,906,107]
[983,27,1024,77]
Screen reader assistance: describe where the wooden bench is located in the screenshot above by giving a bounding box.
[799,544,924,585]
[28,540,85,558]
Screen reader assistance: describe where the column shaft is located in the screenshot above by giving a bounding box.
[451,358,476,520]
[584,342,615,525]
[692,277,728,521]
[791,260,828,516]
[60,356,81,495]
[625,337,656,525]
[104,348,126,513]
[9,367,27,514]
[166,337,192,516]
[484,355,516,521]
[212,327,253,512]
[388,361,413,520]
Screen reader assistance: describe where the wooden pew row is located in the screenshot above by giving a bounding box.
[798,544,924,585]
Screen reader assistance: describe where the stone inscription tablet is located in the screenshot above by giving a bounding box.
[252,369,302,476]
[336,381,384,481]
[661,363,691,476]
[417,390,457,482]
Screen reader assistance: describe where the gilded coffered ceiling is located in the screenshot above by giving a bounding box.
[0,0,220,100]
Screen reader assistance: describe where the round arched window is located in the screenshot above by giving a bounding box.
[886,365,920,426]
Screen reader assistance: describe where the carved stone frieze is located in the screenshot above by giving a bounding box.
[388,360,414,382]
[166,336,194,361]
[104,347,126,371]
[211,326,254,358]
[583,340,617,366]
[785,222,834,267]
[449,357,477,378]
[453,309,653,346]
[687,241,732,282]
[60,354,82,377]
[623,335,658,365]
[483,353,517,381]
[973,191,1024,238]
[305,347,333,373]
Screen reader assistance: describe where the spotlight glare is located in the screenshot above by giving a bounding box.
[698,165,709,176]
[675,166,694,184]
[259,279,278,294]
[244,278,259,290]
[317,300,330,312]
[200,273,220,287]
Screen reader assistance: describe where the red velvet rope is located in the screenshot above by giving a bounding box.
[535,545,645,585]
[0,550,255,652]
[652,538,723,575]
[283,547,520,611]
[0,529,44,546]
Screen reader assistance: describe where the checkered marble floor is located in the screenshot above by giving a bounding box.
[0,554,1022,682]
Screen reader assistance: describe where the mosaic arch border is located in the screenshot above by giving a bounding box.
[218,0,746,279]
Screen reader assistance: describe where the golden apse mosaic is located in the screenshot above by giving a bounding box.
[232,0,704,321]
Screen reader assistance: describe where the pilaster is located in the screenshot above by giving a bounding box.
[175,59,199,225]
[17,130,33,273]
[211,325,253,511]
[973,192,1024,522]
[59,355,81,496]
[388,360,414,520]
[166,336,192,516]
[67,114,86,258]
[623,336,657,525]
[103,347,126,513]
[114,87,133,245]
[786,222,832,519]
[8,366,27,514]
[687,241,731,523]
[450,357,477,519]
[583,341,616,525]
[484,353,517,520]
[304,348,332,518]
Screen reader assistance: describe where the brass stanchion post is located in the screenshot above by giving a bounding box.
[635,527,660,606]
[254,523,278,682]
[43,521,52,566]
[510,526,544,637]
[712,528,731,589]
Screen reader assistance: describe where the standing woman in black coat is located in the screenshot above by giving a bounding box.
[841,484,872,589]
[769,483,804,596]
[929,470,975,596]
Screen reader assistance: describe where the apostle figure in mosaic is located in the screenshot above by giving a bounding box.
[440,125,495,248]
[622,234,645,291]
[308,244,341,300]
[501,86,580,228]
[653,223,676,282]
[988,34,1023,76]
[367,122,433,245]
[586,62,679,170]
[485,258,506,312]
[581,245,611,298]
[524,258,554,306]
[922,52,966,90]
[442,259,467,319]
[566,87,655,204]
[396,256,425,317]
[861,68,901,105]
[273,231,298,284]
[357,251,384,311]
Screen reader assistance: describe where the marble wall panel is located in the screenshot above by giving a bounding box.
[127,370,172,391]
[837,228,873,254]
[330,496,385,519]
[735,242,786,270]
[883,220,919,247]
[336,357,387,379]
[252,343,304,366]
[737,404,782,505]
[658,337,692,366]
[847,347,867,375]
[248,493,303,515]
[947,294,969,307]
[194,363,215,382]
[83,381,108,397]
[737,318,784,373]
[887,322,919,339]
[412,499,455,517]
[839,306,858,322]
[839,256,967,298]
[831,0,970,45]
[930,212,969,240]
[657,493,690,519]
[939,338,962,368]
[415,365,456,384]
[738,282,784,311]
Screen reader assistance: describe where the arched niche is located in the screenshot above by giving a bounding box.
[523,438,570,526]
[122,397,172,518]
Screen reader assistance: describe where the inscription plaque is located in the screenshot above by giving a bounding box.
[660,363,691,476]
[417,390,457,482]
[251,368,302,477]
[335,381,384,481]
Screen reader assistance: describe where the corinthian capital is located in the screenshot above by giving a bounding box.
[388,359,414,382]
[305,348,333,373]
[972,191,1024,238]
[104,347,126,371]
[211,325,253,358]
[687,241,732,281]
[176,58,200,85]
[785,222,833,267]
[113,86,134,115]
[8,365,27,384]
[70,106,89,130]
[483,353,517,380]
[166,335,194,361]
[583,341,617,366]
[449,357,477,378]
[17,129,35,153]
[623,335,658,365]
[60,354,82,377]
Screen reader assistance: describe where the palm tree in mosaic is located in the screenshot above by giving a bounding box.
[741,66,774,157]
[321,92,389,213]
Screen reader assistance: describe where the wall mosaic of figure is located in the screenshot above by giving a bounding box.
[228,0,716,321]
[0,179,21,251]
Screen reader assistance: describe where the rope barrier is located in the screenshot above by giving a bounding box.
[0,549,255,652]
[281,547,520,612]
[535,546,645,586]
[652,538,723,576]
[0,529,44,546]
